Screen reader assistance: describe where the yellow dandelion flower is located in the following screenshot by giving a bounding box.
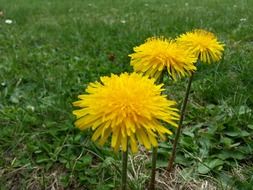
[129,37,197,80]
[73,72,179,153]
[176,29,224,63]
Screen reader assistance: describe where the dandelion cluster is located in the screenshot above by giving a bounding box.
[72,28,225,190]
[73,29,224,154]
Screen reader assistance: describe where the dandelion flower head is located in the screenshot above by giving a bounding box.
[129,37,197,80]
[73,73,179,153]
[176,29,224,63]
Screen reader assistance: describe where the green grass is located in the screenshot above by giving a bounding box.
[0,0,253,189]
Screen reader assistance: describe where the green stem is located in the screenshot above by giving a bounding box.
[149,147,158,190]
[167,72,194,172]
[149,71,165,190]
[121,144,128,190]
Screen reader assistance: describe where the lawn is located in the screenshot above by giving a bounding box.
[0,0,253,189]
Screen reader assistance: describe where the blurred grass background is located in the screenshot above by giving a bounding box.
[0,0,253,189]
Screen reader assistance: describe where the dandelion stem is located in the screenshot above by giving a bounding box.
[149,71,165,190]
[121,144,128,190]
[167,72,194,172]
[149,147,158,190]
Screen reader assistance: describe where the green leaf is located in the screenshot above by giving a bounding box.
[36,155,50,164]
[182,130,195,138]
[216,150,246,160]
[247,125,253,130]
[197,164,210,174]
[156,160,168,168]
[240,131,251,137]
[238,106,251,115]
[197,159,224,174]
[81,155,92,166]
[225,131,240,137]
[208,159,224,169]
[225,130,250,137]
[221,137,233,146]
